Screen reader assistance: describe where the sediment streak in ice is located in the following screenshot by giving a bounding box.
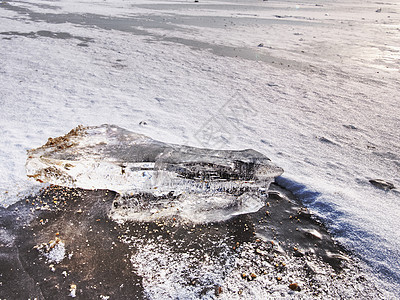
[26,125,283,222]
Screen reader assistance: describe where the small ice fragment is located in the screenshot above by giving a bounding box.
[303,228,323,240]
[69,284,77,298]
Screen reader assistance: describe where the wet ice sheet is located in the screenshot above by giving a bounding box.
[0,185,388,299]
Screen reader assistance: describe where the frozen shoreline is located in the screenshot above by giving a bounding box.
[1,0,400,297]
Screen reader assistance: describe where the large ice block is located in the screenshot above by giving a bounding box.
[26,124,283,222]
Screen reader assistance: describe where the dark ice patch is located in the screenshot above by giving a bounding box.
[343,124,358,130]
[0,183,384,299]
[372,151,400,161]
[318,136,339,146]
[369,179,395,191]
[0,187,144,299]
[0,1,313,71]
[0,30,93,43]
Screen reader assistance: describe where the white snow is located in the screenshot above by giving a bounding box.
[35,239,66,264]
[1,0,399,297]
[127,235,384,299]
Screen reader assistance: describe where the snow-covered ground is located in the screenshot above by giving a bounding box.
[1,0,399,297]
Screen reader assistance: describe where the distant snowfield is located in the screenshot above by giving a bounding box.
[1,0,400,296]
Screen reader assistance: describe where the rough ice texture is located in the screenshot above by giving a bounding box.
[109,190,266,223]
[26,124,283,194]
[26,125,283,222]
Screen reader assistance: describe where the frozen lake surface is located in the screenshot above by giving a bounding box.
[1,0,399,297]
